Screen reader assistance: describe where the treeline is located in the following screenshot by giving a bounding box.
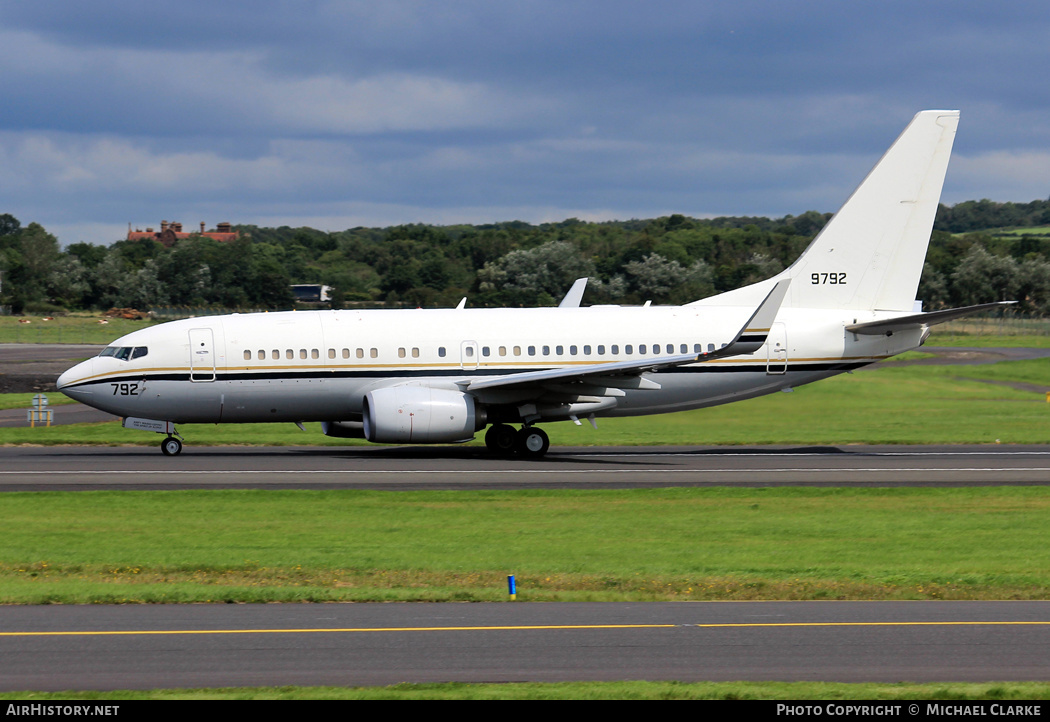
[935,198,1050,234]
[1,200,1049,315]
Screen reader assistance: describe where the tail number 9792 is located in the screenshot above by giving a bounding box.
[812,272,847,284]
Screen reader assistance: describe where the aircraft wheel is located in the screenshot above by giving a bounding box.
[516,426,550,459]
[161,437,183,456]
[485,424,518,457]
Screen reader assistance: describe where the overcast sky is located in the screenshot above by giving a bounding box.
[2,1,1049,246]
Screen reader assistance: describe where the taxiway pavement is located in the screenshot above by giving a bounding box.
[2,601,1048,691]
[2,444,1050,491]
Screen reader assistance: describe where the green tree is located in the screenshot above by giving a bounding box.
[477,241,595,306]
[950,246,1019,306]
[4,223,60,312]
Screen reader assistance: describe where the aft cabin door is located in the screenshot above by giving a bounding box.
[189,328,216,382]
[766,322,787,375]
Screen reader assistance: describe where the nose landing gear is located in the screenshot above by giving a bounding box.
[122,417,184,456]
[161,436,183,456]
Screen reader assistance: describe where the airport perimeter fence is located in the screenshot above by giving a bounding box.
[149,306,270,320]
[933,314,1050,339]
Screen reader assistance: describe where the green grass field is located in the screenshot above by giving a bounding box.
[2,487,1049,604]
[0,314,157,345]
[987,225,1050,237]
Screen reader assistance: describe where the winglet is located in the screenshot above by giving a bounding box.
[558,278,589,308]
[700,279,790,361]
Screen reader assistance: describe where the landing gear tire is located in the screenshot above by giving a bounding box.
[515,426,550,459]
[485,423,518,457]
[161,436,183,456]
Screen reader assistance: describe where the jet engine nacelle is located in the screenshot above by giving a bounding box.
[363,386,478,443]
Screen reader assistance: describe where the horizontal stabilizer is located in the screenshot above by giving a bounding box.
[845,301,1017,335]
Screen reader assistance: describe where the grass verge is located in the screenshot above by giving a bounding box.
[0,393,76,411]
[3,681,1050,700]
[2,487,1049,604]
[0,314,157,345]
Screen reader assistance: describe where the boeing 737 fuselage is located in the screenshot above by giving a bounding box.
[57,110,1009,457]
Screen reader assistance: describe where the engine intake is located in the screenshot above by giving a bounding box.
[363,386,478,443]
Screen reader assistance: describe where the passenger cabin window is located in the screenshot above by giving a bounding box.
[329,349,336,359]
[243,350,251,361]
[312,349,319,359]
[398,348,406,358]
[299,349,307,359]
[369,348,377,359]
[342,349,350,359]
[438,347,446,358]
[412,348,420,358]
[272,350,279,360]
[583,345,591,355]
[287,349,294,359]
[356,348,364,359]
[258,350,265,360]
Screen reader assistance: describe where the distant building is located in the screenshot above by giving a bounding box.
[127,221,239,247]
[291,284,332,303]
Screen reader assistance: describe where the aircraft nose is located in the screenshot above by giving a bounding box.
[57,359,93,395]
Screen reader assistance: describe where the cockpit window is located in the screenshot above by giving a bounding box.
[98,346,147,361]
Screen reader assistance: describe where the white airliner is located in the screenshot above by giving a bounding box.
[57,110,1009,457]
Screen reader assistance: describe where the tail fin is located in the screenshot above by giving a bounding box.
[693,110,959,311]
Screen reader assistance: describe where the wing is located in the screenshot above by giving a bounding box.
[462,279,790,395]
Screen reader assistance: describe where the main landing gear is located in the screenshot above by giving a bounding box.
[484,423,550,459]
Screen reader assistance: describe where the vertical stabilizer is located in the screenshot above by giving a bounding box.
[693,110,959,311]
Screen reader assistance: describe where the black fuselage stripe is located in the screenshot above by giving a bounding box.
[63,361,871,389]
